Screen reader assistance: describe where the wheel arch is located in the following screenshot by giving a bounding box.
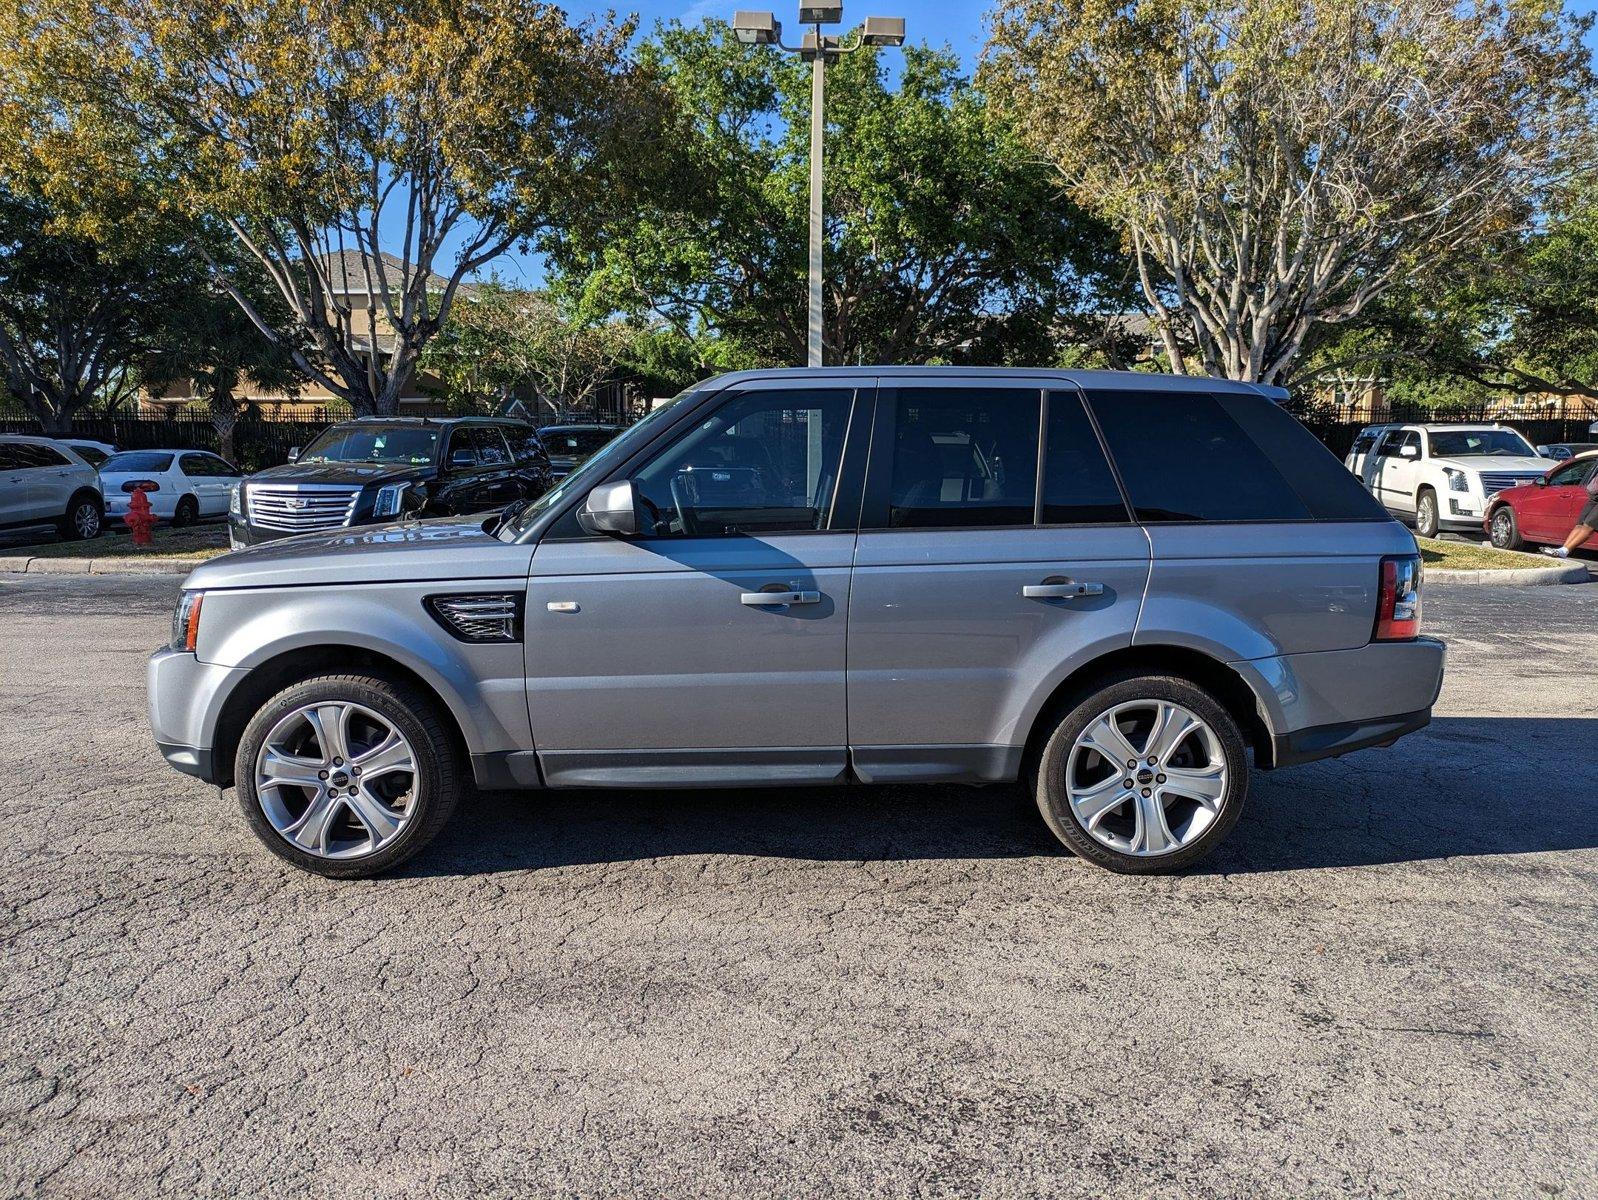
[210,645,470,789]
[1019,645,1277,782]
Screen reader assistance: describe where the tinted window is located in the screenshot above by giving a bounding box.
[103,451,175,473]
[471,426,511,466]
[1351,431,1378,453]
[445,429,477,467]
[542,427,618,457]
[69,445,110,467]
[1216,394,1388,520]
[180,453,233,477]
[633,388,853,536]
[885,388,1039,528]
[0,444,25,470]
[502,426,546,465]
[1087,390,1313,523]
[1376,430,1409,457]
[1042,392,1129,524]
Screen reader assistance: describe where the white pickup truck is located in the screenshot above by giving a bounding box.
[1345,423,1550,537]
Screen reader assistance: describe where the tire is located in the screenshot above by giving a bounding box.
[1414,487,1440,539]
[1488,505,1524,551]
[57,491,103,541]
[234,674,462,879]
[173,495,199,527]
[1032,672,1248,875]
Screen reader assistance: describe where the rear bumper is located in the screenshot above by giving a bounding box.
[1237,637,1446,768]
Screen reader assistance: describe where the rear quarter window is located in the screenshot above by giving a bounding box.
[1087,390,1384,522]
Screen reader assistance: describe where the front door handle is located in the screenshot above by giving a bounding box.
[1024,580,1104,600]
[740,590,821,607]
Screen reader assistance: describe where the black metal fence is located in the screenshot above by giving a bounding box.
[1284,398,1598,460]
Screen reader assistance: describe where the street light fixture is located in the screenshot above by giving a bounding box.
[729,4,907,368]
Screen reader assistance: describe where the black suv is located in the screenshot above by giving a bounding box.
[229,416,552,546]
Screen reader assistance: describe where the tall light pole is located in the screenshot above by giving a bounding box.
[732,8,906,368]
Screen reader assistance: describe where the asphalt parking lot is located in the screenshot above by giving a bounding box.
[1,574,1595,1198]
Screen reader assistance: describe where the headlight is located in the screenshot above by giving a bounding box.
[228,483,243,516]
[373,482,408,518]
[171,591,204,652]
[1443,468,1470,493]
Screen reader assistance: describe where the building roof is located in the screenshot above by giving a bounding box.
[313,250,452,296]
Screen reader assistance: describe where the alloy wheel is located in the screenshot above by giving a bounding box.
[1065,699,1229,857]
[254,701,418,859]
[74,502,100,538]
[1490,509,1514,549]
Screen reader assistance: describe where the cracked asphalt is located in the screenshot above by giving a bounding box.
[1,573,1595,1198]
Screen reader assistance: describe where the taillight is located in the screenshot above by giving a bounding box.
[121,479,160,492]
[1375,555,1422,641]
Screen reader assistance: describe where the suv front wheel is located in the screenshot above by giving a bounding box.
[1414,487,1440,539]
[1033,673,1248,873]
[235,674,462,878]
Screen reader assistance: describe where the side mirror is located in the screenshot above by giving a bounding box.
[1399,444,1419,459]
[1535,445,1550,456]
[287,447,301,463]
[1536,476,1548,487]
[577,480,639,536]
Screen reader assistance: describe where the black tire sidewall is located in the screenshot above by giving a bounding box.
[1035,673,1249,874]
[235,674,459,878]
[174,496,198,527]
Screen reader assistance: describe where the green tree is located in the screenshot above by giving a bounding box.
[419,281,635,417]
[982,0,1594,385]
[0,189,192,430]
[5,0,669,416]
[554,20,1128,368]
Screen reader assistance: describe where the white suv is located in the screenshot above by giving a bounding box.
[1345,423,1549,538]
[0,435,105,540]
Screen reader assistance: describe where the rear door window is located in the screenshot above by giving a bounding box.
[1042,392,1130,524]
[878,387,1040,528]
[1086,390,1314,523]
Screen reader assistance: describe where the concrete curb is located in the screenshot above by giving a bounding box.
[1,556,208,576]
[1427,563,1590,587]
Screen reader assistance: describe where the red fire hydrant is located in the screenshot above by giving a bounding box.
[124,485,157,547]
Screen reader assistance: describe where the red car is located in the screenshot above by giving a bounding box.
[1484,450,1598,550]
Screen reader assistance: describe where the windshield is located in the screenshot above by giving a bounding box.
[542,428,619,457]
[300,423,440,466]
[102,452,174,473]
[1428,430,1535,458]
[499,394,699,541]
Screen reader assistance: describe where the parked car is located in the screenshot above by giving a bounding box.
[0,435,103,540]
[1484,451,1598,551]
[150,368,1445,879]
[537,423,624,480]
[1344,422,1549,537]
[56,438,117,468]
[1533,442,1598,462]
[99,449,241,526]
[228,416,552,548]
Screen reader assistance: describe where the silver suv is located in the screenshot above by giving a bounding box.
[0,435,104,540]
[148,369,1445,878]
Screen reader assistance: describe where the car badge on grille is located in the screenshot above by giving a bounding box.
[285,498,308,509]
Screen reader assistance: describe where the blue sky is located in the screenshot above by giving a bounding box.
[474,0,1598,285]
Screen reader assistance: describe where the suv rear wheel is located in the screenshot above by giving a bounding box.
[1414,487,1440,539]
[1033,673,1248,874]
[57,491,102,541]
[235,674,462,878]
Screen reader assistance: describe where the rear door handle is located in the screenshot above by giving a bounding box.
[740,590,821,606]
[1024,581,1104,600]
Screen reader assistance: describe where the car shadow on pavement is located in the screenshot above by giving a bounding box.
[403,716,1597,877]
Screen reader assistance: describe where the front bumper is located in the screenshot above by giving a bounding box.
[1236,636,1447,768]
[148,646,249,786]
